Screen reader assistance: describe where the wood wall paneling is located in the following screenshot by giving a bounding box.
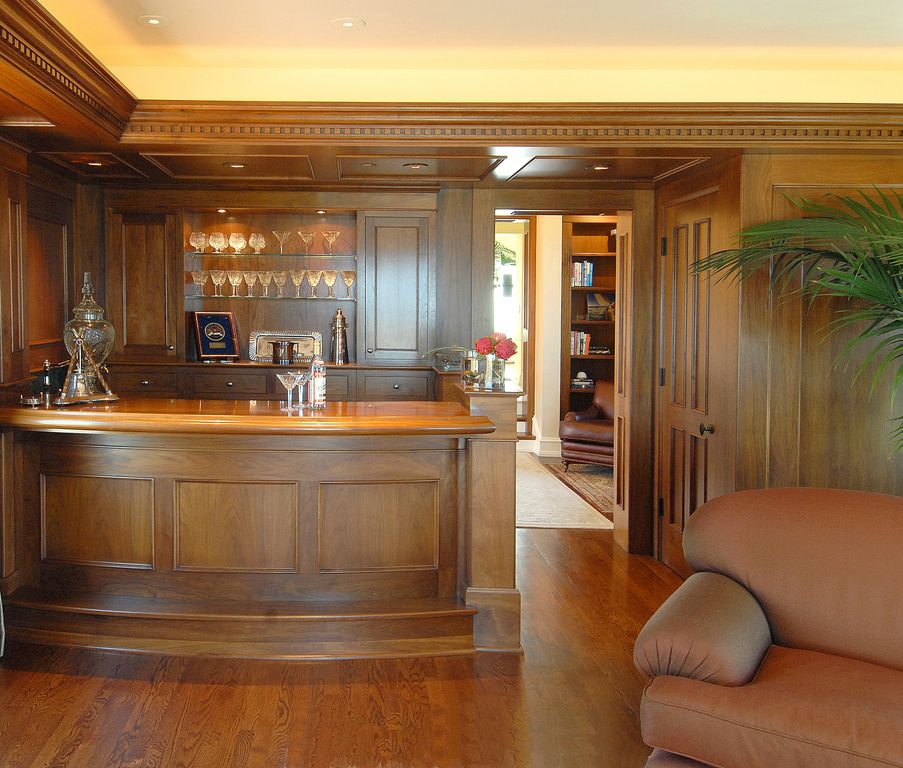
[174,481,298,572]
[470,190,495,338]
[40,474,154,568]
[436,188,474,347]
[318,481,439,572]
[0,165,27,381]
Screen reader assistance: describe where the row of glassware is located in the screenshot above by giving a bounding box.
[188,230,344,255]
[189,269,356,298]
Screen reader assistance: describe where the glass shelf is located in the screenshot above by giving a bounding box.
[186,295,356,302]
[184,252,356,260]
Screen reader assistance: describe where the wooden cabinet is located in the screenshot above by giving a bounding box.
[105,211,180,361]
[188,370,271,399]
[361,213,434,363]
[561,217,618,417]
[107,367,179,397]
[358,370,433,401]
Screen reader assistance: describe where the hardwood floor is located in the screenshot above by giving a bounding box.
[0,529,682,768]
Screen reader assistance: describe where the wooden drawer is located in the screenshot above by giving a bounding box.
[110,371,179,397]
[358,372,432,401]
[326,371,356,401]
[190,372,270,398]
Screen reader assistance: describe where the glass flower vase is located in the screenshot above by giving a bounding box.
[482,353,506,389]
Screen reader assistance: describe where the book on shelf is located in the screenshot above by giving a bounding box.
[570,260,594,287]
[570,330,591,355]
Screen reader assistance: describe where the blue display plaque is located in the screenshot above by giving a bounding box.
[192,311,239,360]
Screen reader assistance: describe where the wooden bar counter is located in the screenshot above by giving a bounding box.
[0,394,521,659]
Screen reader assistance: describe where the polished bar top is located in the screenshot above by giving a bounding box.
[0,397,495,437]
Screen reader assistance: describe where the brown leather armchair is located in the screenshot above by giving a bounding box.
[559,379,614,469]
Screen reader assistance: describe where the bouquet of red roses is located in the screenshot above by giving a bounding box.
[474,332,518,360]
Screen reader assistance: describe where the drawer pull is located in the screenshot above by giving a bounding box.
[393,383,400,389]
[367,348,374,354]
[226,381,234,387]
[166,345,175,351]
[140,380,150,386]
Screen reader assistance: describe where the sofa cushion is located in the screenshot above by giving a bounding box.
[559,418,614,443]
[642,645,903,768]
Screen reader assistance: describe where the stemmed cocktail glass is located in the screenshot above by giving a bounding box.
[341,270,356,298]
[322,270,338,299]
[228,233,247,254]
[190,270,209,296]
[321,231,340,255]
[271,231,291,254]
[273,270,288,298]
[298,231,315,255]
[306,270,322,298]
[227,269,243,296]
[209,269,226,296]
[290,269,306,297]
[242,270,258,297]
[259,270,274,297]
[294,371,311,408]
[275,370,303,412]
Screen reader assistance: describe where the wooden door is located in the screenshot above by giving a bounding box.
[105,211,180,360]
[659,185,739,576]
[361,214,434,363]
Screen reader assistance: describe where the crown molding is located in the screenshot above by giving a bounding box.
[0,0,135,140]
[122,102,903,148]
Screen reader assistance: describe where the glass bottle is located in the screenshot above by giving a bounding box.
[63,272,115,374]
[307,355,327,410]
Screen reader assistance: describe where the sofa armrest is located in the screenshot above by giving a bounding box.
[563,405,601,422]
[633,571,772,686]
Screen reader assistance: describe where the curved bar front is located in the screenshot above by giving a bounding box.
[0,395,519,659]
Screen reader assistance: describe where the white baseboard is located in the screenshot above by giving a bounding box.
[535,438,562,458]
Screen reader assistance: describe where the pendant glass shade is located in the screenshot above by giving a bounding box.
[63,272,115,369]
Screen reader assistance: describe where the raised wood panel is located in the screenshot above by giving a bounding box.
[318,481,438,572]
[175,481,298,572]
[436,188,473,347]
[0,166,26,382]
[26,198,70,368]
[41,474,154,568]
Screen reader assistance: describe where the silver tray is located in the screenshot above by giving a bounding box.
[248,330,322,362]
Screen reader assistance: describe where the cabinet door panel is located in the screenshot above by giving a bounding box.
[362,215,433,363]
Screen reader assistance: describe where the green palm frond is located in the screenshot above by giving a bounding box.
[692,190,903,454]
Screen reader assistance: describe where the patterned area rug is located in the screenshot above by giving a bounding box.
[516,453,612,529]
[543,461,615,520]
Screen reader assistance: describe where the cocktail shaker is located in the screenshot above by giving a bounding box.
[330,308,349,365]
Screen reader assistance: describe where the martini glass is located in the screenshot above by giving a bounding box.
[228,232,247,254]
[322,270,338,299]
[271,231,291,254]
[321,230,340,255]
[209,269,226,297]
[227,269,243,296]
[273,270,288,298]
[190,270,208,297]
[248,233,266,254]
[294,371,311,409]
[242,270,258,297]
[275,371,303,412]
[208,232,227,254]
[298,230,315,255]
[290,269,306,297]
[341,270,356,298]
[306,269,323,298]
[259,270,274,297]
[189,232,207,253]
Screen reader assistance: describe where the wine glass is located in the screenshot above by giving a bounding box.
[242,270,258,297]
[228,232,247,254]
[321,231,340,255]
[322,270,338,299]
[271,231,291,254]
[259,270,274,297]
[275,371,303,412]
[190,270,208,297]
[306,270,323,298]
[209,269,227,297]
[227,269,243,296]
[273,270,288,298]
[297,230,315,255]
[248,233,266,254]
[208,232,227,254]
[290,269,306,297]
[189,232,207,253]
[341,270,356,298]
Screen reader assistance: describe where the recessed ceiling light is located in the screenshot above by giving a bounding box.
[403,162,429,170]
[223,162,245,169]
[86,161,104,167]
[316,210,327,215]
[331,17,365,29]
[137,15,167,26]
[585,163,610,171]
[217,208,227,214]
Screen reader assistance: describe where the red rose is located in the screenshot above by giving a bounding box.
[490,331,507,343]
[495,338,517,360]
[475,336,493,355]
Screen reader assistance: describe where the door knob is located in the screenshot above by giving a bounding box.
[699,423,715,436]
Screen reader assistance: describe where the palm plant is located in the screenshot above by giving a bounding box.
[693,190,903,453]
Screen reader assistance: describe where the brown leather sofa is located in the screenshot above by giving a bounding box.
[634,487,903,768]
[559,379,614,468]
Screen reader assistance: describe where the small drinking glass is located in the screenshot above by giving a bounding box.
[228,233,247,254]
[209,269,227,296]
[227,269,243,296]
[248,232,266,254]
[259,270,274,297]
[208,232,227,254]
[298,230,315,255]
[306,270,323,298]
[275,371,303,412]
[273,270,288,298]
[271,231,291,254]
[242,270,258,297]
[321,230,340,255]
[190,270,208,297]
[189,232,207,253]
[322,270,338,299]
[341,270,356,298]
[290,269,306,297]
